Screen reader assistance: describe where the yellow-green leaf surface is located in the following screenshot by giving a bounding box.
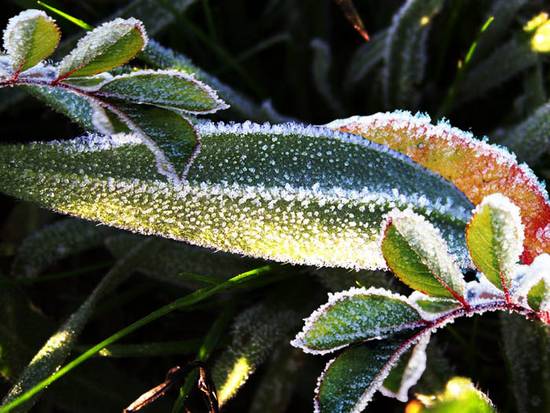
[3,9,60,72]
[381,210,466,301]
[0,122,472,270]
[466,193,524,292]
[417,377,496,413]
[292,287,424,354]
[57,17,147,79]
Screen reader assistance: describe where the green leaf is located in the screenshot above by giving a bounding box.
[57,18,147,79]
[3,9,60,72]
[96,69,228,114]
[418,377,496,412]
[383,0,444,108]
[466,193,524,292]
[381,209,467,301]
[527,278,550,312]
[24,84,115,133]
[109,103,198,181]
[315,333,424,413]
[381,334,429,402]
[0,120,472,270]
[140,40,289,122]
[502,101,550,165]
[291,287,424,354]
[411,294,461,314]
[212,302,300,406]
[11,218,113,279]
[310,39,343,113]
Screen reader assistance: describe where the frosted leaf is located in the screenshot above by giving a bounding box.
[408,291,460,319]
[381,209,467,301]
[382,0,444,107]
[0,121,472,270]
[314,332,430,413]
[327,111,550,263]
[3,9,60,72]
[511,253,550,299]
[346,29,387,87]
[310,39,343,113]
[108,103,198,182]
[212,302,300,406]
[291,287,425,354]
[57,17,147,79]
[380,333,430,402]
[97,69,228,114]
[11,218,113,279]
[466,193,524,293]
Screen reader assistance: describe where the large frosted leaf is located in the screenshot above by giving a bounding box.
[3,9,60,72]
[0,121,472,270]
[328,111,550,263]
[381,209,466,301]
[291,287,424,354]
[315,333,425,413]
[57,18,147,79]
[466,194,524,292]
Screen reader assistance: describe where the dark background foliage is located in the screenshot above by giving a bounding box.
[0,0,549,412]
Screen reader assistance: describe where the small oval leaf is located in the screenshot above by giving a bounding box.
[57,17,147,79]
[3,9,60,72]
[291,287,425,354]
[97,69,228,114]
[466,193,524,293]
[381,209,467,302]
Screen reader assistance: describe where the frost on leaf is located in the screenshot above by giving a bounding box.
[3,9,60,73]
[97,69,228,114]
[466,194,524,293]
[327,111,550,263]
[212,303,299,406]
[0,122,472,270]
[109,103,198,182]
[381,209,466,302]
[408,291,460,317]
[315,332,426,413]
[380,333,429,402]
[57,17,147,79]
[291,287,424,354]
